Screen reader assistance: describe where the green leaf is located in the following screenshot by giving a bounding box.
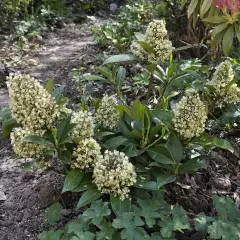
[112,212,144,229]
[103,136,129,150]
[151,109,174,130]
[71,231,95,240]
[187,0,198,18]
[179,158,206,173]
[167,133,183,162]
[59,150,72,164]
[45,78,54,94]
[96,222,116,240]
[57,115,76,144]
[172,206,190,231]
[200,0,213,18]
[66,218,90,234]
[138,41,154,54]
[110,195,131,216]
[134,181,159,191]
[133,199,161,228]
[208,220,239,240]
[2,118,19,138]
[0,107,11,123]
[212,23,229,37]
[151,232,167,239]
[76,188,102,209]
[202,15,226,23]
[62,169,84,193]
[95,131,115,138]
[235,24,240,42]
[38,230,64,240]
[82,200,111,225]
[121,227,150,240]
[22,135,54,147]
[103,54,137,65]
[72,173,95,192]
[44,203,63,226]
[82,74,107,82]
[147,145,175,165]
[212,195,240,221]
[157,174,176,188]
[116,66,126,89]
[146,63,157,74]
[222,26,234,56]
[195,215,214,232]
[52,86,64,101]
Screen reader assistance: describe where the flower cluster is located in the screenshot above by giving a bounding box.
[173,91,207,139]
[96,95,119,130]
[72,138,102,169]
[93,150,137,200]
[131,19,174,63]
[70,110,95,139]
[208,60,240,105]
[7,74,57,132]
[10,127,47,158]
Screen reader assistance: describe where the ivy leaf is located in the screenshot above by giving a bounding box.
[121,227,150,240]
[113,212,144,229]
[82,200,111,225]
[44,203,63,226]
[172,206,190,231]
[133,199,161,228]
[66,218,90,234]
[208,220,239,240]
[38,230,64,240]
[212,195,240,221]
[96,222,116,240]
[71,231,95,240]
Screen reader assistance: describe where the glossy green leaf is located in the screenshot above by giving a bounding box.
[52,86,64,101]
[138,41,154,54]
[167,133,183,162]
[157,174,176,188]
[76,187,102,209]
[116,66,126,89]
[222,26,234,56]
[212,23,229,37]
[2,118,19,138]
[62,169,84,193]
[235,24,240,42]
[57,115,75,144]
[134,181,159,190]
[22,135,54,147]
[45,78,54,94]
[187,0,198,18]
[103,54,137,65]
[72,173,95,192]
[147,145,175,164]
[103,136,129,150]
[202,15,226,23]
[82,74,107,82]
[179,158,206,173]
[200,0,213,18]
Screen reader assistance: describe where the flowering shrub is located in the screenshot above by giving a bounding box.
[1,42,240,240]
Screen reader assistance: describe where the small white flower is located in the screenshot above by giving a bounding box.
[95,95,119,131]
[93,150,137,200]
[173,91,207,139]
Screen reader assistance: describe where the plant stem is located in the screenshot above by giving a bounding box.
[146,72,154,102]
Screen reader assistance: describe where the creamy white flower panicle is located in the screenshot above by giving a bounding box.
[7,74,57,132]
[93,150,137,200]
[208,60,240,104]
[96,95,119,130]
[131,19,174,63]
[72,138,102,169]
[173,92,207,139]
[11,127,46,158]
[70,110,95,139]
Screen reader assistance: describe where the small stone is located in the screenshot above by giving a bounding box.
[0,190,7,201]
[15,212,24,222]
[61,209,72,217]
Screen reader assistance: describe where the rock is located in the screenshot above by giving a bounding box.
[61,209,72,217]
[0,190,7,201]
[110,3,118,13]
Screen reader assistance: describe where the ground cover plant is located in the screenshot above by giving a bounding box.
[1,0,240,239]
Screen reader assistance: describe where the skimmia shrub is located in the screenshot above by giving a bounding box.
[1,44,240,239]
